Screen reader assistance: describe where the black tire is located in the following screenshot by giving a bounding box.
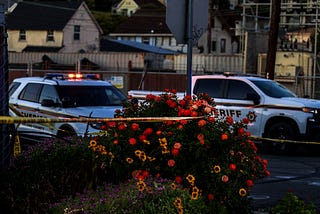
[57,126,76,139]
[266,122,296,154]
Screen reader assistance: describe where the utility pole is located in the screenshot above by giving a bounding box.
[265,0,281,80]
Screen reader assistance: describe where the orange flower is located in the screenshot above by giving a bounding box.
[226,116,233,124]
[198,119,206,127]
[221,133,228,141]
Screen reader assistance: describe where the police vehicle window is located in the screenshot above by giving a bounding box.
[227,80,257,100]
[105,87,126,105]
[250,80,296,98]
[19,83,43,102]
[9,82,21,97]
[57,86,126,107]
[39,85,59,103]
[193,79,224,98]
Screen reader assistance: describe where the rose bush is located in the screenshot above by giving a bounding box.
[88,90,270,212]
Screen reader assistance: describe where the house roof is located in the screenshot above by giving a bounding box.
[100,38,176,55]
[6,1,82,30]
[110,8,171,35]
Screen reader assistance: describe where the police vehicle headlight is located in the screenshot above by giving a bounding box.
[302,107,320,114]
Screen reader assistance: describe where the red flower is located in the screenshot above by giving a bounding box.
[156,130,162,136]
[113,140,118,145]
[190,111,198,117]
[171,148,180,156]
[238,128,245,136]
[115,109,121,114]
[107,121,116,128]
[179,99,186,106]
[221,133,228,141]
[207,193,214,200]
[229,163,236,171]
[154,96,161,102]
[183,109,191,116]
[146,94,155,101]
[139,135,146,142]
[118,123,126,131]
[175,176,183,184]
[131,123,139,131]
[246,179,254,187]
[168,159,175,167]
[143,127,153,136]
[242,117,249,124]
[226,116,233,124]
[129,138,137,145]
[208,116,215,122]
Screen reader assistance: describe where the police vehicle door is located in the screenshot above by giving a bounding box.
[193,78,262,136]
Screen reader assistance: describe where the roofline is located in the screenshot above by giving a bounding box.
[80,2,103,35]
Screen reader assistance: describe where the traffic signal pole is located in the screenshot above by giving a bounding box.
[186,0,193,95]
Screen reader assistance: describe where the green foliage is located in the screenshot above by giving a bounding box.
[0,138,99,213]
[92,11,128,35]
[271,192,317,214]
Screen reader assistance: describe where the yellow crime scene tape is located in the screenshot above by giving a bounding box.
[1,115,202,157]
[0,116,201,124]
[2,116,320,157]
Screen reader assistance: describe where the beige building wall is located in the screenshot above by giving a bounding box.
[61,4,100,53]
[7,30,63,52]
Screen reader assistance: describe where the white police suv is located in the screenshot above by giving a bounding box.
[129,73,320,153]
[9,73,126,142]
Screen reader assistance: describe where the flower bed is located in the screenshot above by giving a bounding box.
[0,90,269,213]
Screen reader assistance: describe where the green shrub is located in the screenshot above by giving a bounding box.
[0,137,99,213]
[271,192,317,214]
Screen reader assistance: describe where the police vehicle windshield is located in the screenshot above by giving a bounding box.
[56,85,126,107]
[250,80,297,98]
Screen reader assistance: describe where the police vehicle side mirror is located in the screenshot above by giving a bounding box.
[246,93,260,105]
[61,97,76,107]
[41,99,56,107]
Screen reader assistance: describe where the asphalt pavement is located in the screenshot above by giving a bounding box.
[251,152,320,213]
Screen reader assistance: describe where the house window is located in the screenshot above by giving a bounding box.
[47,30,54,41]
[220,38,226,53]
[211,41,216,52]
[74,25,80,40]
[19,30,26,41]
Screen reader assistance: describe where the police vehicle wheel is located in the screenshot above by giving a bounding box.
[267,122,296,154]
[57,126,76,139]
